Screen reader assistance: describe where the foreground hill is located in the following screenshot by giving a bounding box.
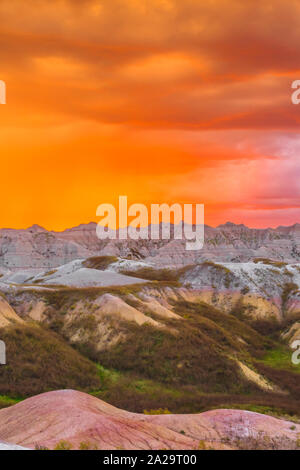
[0,390,299,450]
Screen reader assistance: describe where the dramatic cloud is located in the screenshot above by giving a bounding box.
[0,0,299,228]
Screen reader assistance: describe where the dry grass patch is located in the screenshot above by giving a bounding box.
[82,256,118,270]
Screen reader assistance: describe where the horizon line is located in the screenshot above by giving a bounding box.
[0,220,299,233]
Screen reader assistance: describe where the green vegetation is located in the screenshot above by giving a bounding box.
[93,301,272,395]
[261,346,300,373]
[1,293,300,420]
[88,302,300,417]
[79,441,99,450]
[214,403,287,416]
[0,324,101,396]
[143,408,171,415]
[0,395,22,410]
[54,440,73,450]
[92,364,190,412]
[90,360,300,416]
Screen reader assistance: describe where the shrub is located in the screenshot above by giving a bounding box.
[54,440,73,450]
[143,408,171,415]
[79,441,99,450]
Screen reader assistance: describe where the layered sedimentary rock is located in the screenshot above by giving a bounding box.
[1,257,300,323]
[0,221,299,270]
[0,390,299,450]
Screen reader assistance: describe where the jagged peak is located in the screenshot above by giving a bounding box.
[56,222,98,233]
[26,224,46,232]
[217,221,248,229]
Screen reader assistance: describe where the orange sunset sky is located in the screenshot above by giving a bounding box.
[0,0,300,230]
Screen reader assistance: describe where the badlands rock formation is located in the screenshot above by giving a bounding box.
[0,223,298,451]
[181,260,300,320]
[0,390,299,450]
[2,256,299,323]
[0,221,299,270]
[2,259,146,288]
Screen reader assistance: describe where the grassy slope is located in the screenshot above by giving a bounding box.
[95,301,271,391]
[260,347,300,373]
[0,395,21,409]
[0,296,299,419]
[90,301,300,417]
[0,323,101,399]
